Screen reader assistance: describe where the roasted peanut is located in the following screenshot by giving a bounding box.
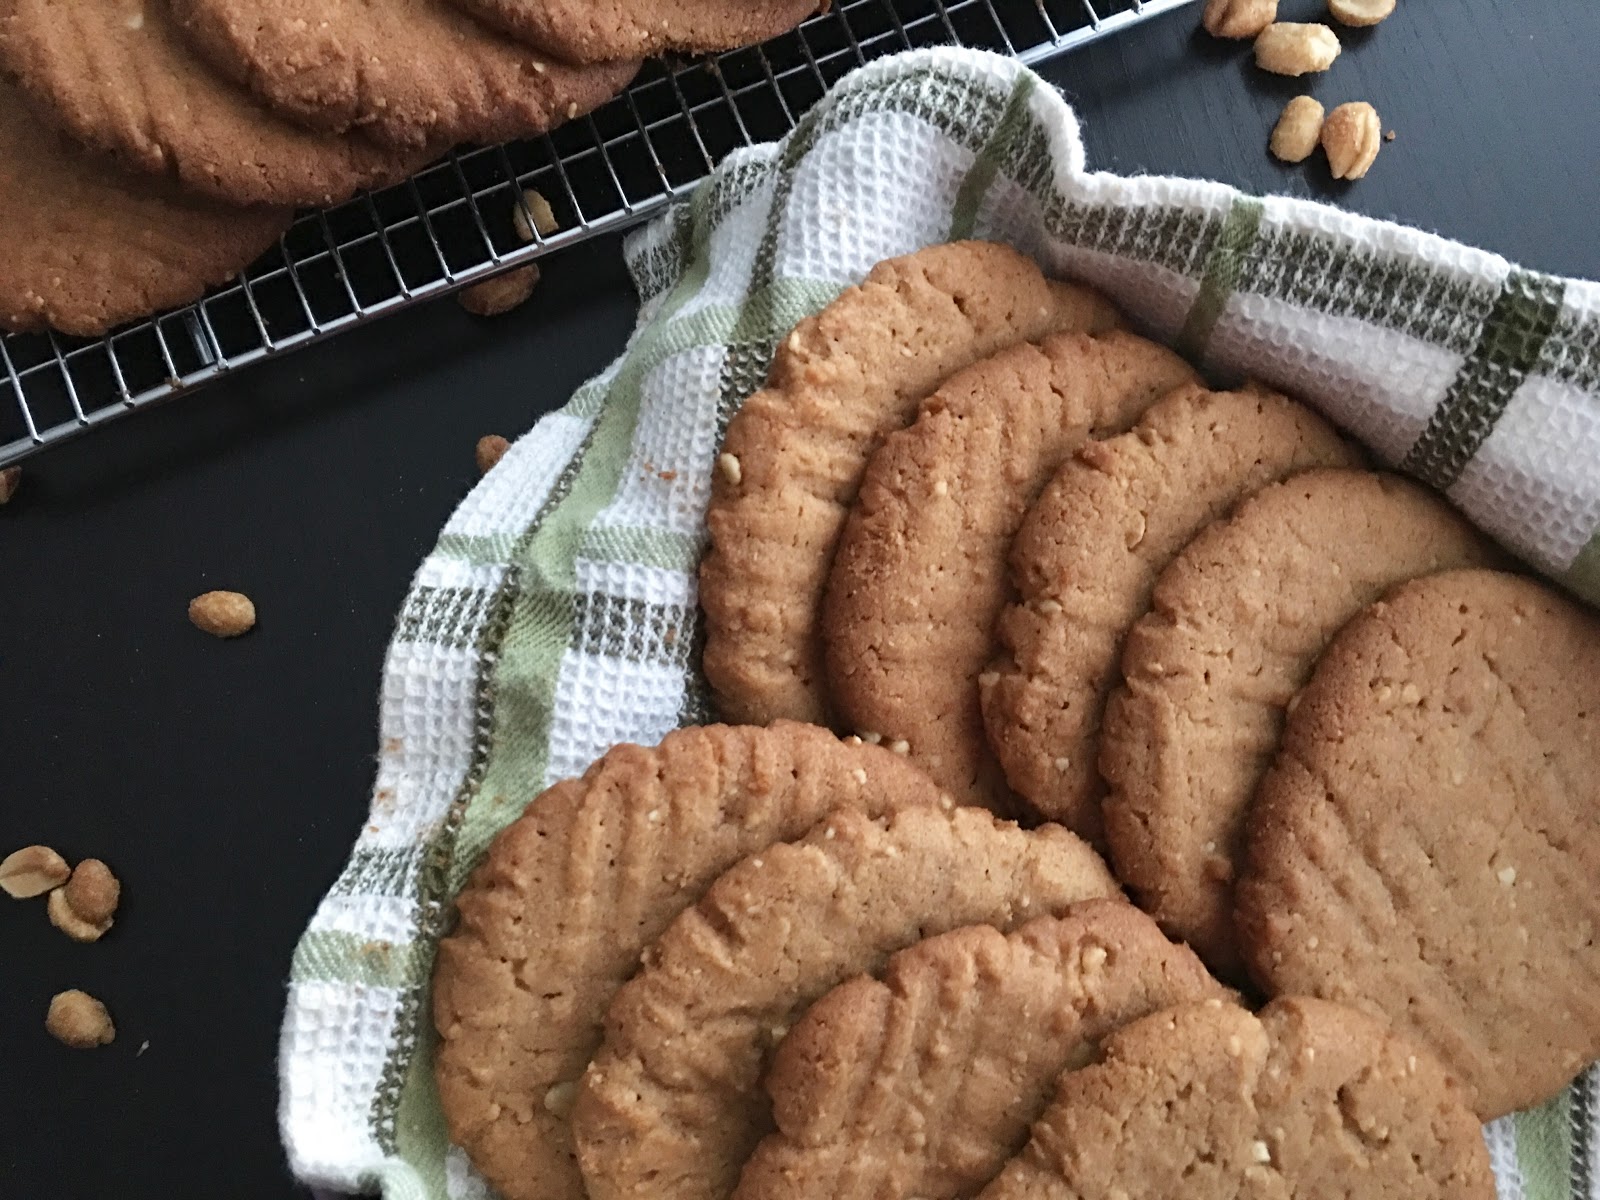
[1328,0,1395,27]
[1203,0,1277,39]
[189,590,256,637]
[1322,101,1383,179]
[458,266,540,317]
[1254,23,1341,75]
[46,990,115,1049]
[1270,96,1326,163]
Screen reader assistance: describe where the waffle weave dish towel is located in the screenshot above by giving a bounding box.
[277,45,1600,1200]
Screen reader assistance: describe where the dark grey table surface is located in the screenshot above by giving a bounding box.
[2,1,1596,1196]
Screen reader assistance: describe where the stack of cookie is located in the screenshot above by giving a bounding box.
[0,0,822,335]
[698,238,1600,1103]
[430,241,1596,1199]
[432,723,1498,1200]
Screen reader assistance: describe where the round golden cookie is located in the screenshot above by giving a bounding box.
[448,0,819,65]
[1099,469,1499,979]
[0,77,291,336]
[1236,569,1600,1120]
[823,330,1199,815]
[169,0,640,149]
[571,804,1120,1200]
[976,997,1494,1200]
[982,386,1358,844]
[432,722,945,1200]
[734,899,1230,1200]
[701,242,1122,728]
[0,0,431,207]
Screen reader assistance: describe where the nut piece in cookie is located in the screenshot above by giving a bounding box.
[47,990,116,1049]
[189,590,257,638]
[1253,22,1341,75]
[0,844,70,898]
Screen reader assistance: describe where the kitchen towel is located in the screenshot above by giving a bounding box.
[278,46,1600,1200]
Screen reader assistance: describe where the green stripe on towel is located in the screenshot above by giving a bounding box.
[1176,196,1264,363]
[1401,269,1565,489]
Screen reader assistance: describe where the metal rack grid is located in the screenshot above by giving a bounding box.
[0,0,1195,467]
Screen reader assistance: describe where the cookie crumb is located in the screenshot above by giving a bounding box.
[543,1081,578,1117]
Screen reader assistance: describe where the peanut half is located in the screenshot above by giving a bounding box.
[189,590,256,638]
[1254,23,1341,76]
[1322,101,1383,179]
[476,435,511,474]
[458,266,540,317]
[1270,96,1326,163]
[512,188,560,243]
[1328,0,1395,27]
[1202,0,1277,39]
[47,858,121,942]
[0,844,70,898]
[46,990,115,1049]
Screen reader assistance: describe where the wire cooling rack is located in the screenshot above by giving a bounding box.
[0,0,1195,467]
